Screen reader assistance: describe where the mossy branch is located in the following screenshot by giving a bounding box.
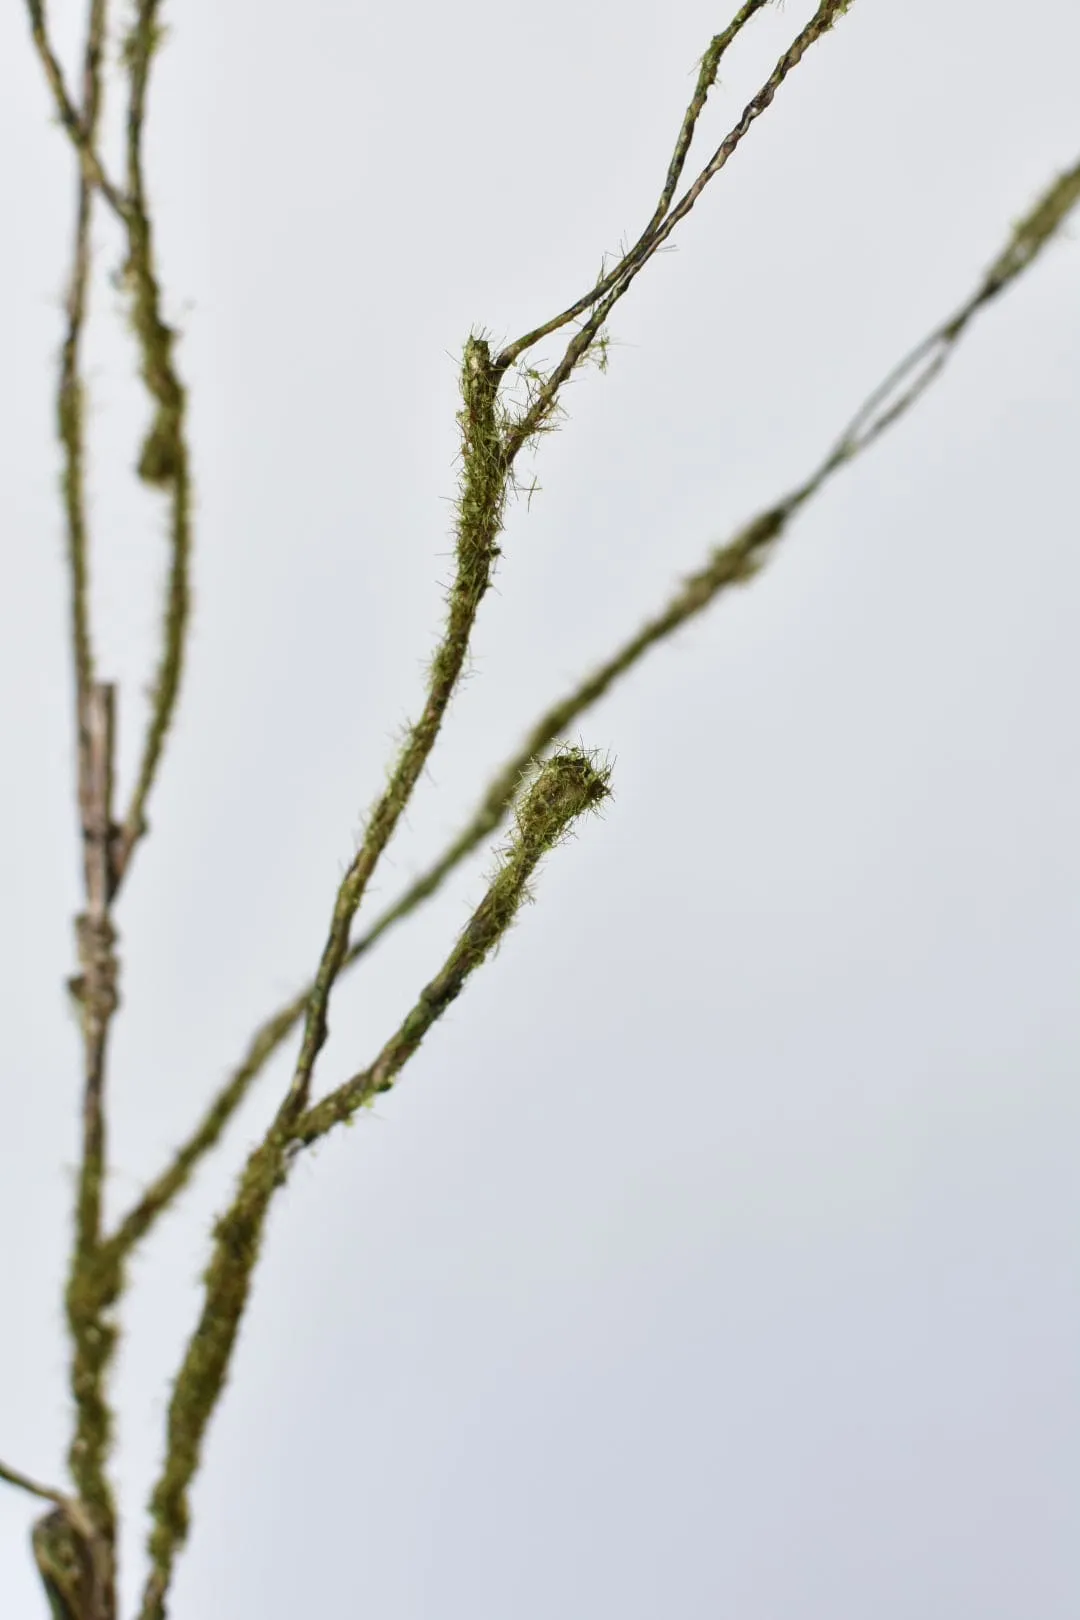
[111,3,193,883]
[47,0,123,1565]
[136,748,610,1620]
[496,0,789,374]
[279,335,512,1121]
[23,0,130,220]
[0,1457,68,1507]
[55,0,110,705]
[247,0,861,1124]
[290,748,612,1149]
[496,0,858,441]
[26,4,193,1598]
[101,147,1080,1273]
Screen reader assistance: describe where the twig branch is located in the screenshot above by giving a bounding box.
[102,148,1080,1268]
[497,0,857,455]
[23,0,130,220]
[101,4,862,1271]
[136,750,611,1620]
[111,3,192,884]
[290,750,613,1150]
[37,7,191,1608]
[0,1457,68,1506]
[496,0,777,370]
[64,681,121,1543]
[50,11,123,1590]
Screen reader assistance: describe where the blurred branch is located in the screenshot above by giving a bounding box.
[0,1457,67,1507]
[23,0,129,218]
[45,2,123,1585]
[112,3,193,883]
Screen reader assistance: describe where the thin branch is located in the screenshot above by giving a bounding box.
[813,155,1080,479]
[51,8,123,1579]
[103,997,304,1259]
[111,3,193,884]
[98,147,1080,1262]
[496,0,777,370]
[93,5,856,1268]
[136,750,610,1620]
[500,0,858,460]
[64,681,122,1536]
[23,0,130,221]
[56,0,109,760]
[0,1457,68,1507]
[290,749,613,1150]
[279,335,514,1123]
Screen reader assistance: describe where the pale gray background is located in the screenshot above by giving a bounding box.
[1,2,1078,1615]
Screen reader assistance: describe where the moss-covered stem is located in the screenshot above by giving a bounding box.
[0,1457,69,1507]
[136,750,609,1620]
[496,0,856,388]
[23,0,130,219]
[497,0,776,372]
[111,4,193,883]
[291,748,612,1149]
[65,683,122,1561]
[101,149,1080,1269]
[281,336,512,1120]
[49,11,123,1598]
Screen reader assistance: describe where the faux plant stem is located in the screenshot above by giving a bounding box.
[103,150,1080,1272]
[137,749,610,1620]
[280,336,512,1120]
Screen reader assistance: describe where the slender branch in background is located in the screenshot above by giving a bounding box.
[24,4,195,1612]
[100,149,1080,1271]
[55,0,107,705]
[0,1457,68,1507]
[136,750,611,1620]
[65,681,122,1537]
[112,2,193,883]
[811,155,1080,480]
[23,0,130,219]
[40,8,125,1603]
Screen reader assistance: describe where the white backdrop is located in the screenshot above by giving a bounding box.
[1,2,1078,1615]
